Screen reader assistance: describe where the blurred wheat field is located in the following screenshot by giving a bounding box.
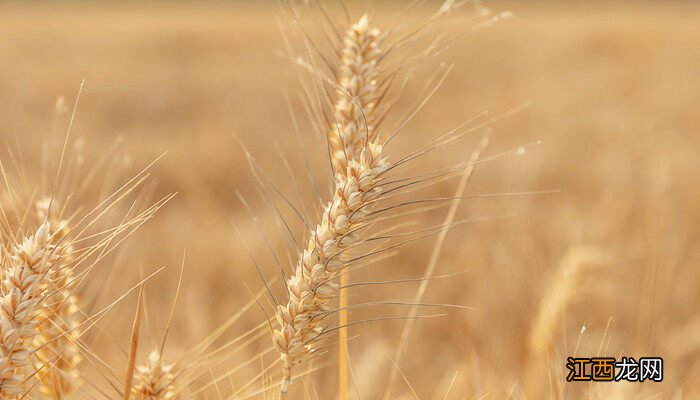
[1,1,699,399]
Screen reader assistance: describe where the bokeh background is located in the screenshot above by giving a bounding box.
[1,1,698,398]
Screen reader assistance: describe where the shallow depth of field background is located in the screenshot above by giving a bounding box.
[1,1,699,398]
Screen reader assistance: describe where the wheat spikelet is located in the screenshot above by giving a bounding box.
[32,199,82,398]
[0,222,57,397]
[131,349,176,400]
[329,15,382,177]
[272,142,387,397]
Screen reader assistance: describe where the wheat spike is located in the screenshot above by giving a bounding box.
[272,142,387,397]
[329,15,382,177]
[131,349,176,400]
[528,245,602,358]
[0,222,57,397]
[32,200,82,398]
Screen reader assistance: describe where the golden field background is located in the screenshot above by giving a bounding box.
[1,1,699,398]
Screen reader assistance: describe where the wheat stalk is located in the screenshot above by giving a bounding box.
[0,222,58,397]
[272,142,387,398]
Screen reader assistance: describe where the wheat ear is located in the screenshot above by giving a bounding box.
[272,142,387,398]
[329,15,382,177]
[32,201,82,398]
[330,15,382,399]
[0,223,57,397]
[131,349,176,400]
[528,246,602,359]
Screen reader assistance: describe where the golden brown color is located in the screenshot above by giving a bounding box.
[0,1,699,398]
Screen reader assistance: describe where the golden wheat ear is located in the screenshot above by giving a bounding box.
[272,143,388,398]
[528,246,604,361]
[258,3,533,398]
[0,78,174,398]
[32,202,83,398]
[262,103,540,398]
[0,223,56,396]
[329,14,382,178]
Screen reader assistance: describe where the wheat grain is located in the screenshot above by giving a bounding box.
[272,142,387,397]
